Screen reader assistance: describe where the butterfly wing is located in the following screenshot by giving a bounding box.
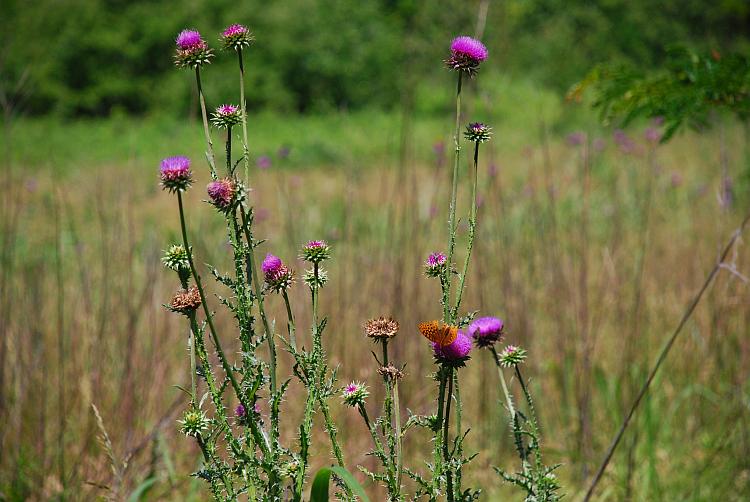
[418,321,458,347]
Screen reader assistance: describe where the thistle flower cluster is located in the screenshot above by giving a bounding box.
[468,316,504,348]
[464,122,493,143]
[206,178,237,211]
[220,24,254,51]
[424,251,447,277]
[262,253,294,293]
[445,36,488,76]
[211,104,243,129]
[160,156,193,192]
[341,382,369,407]
[174,29,213,68]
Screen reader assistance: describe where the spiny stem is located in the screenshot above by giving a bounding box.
[282,289,297,351]
[491,346,516,418]
[444,71,463,323]
[443,367,455,502]
[237,48,251,185]
[194,66,217,179]
[454,140,480,317]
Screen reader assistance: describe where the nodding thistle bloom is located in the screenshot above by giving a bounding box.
[178,408,210,437]
[220,23,254,51]
[341,382,369,407]
[210,104,243,129]
[262,253,295,293]
[160,156,193,193]
[464,122,492,143]
[498,345,527,367]
[169,286,202,314]
[433,329,472,366]
[174,29,213,68]
[162,244,190,273]
[206,178,236,211]
[301,240,331,264]
[468,316,504,348]
[424,251,447,277]
[446,36,488,76]
[364,316,399,342]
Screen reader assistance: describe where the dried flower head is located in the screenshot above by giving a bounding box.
[160,156,193,193]
[301,240,330,264]
[178,408,210,437]
[221,23,254,51]
[468,316,504,348]
[162,244,190,272]
[498,345,527,367]
[433,330,472,366]
[262,253,295,293]
[206,178,236,211]
[169,286,201,314]
[211,104,243,129]
[446,36,488,76]
[464,122,492,143]
[425,251,447,277]
[174,29,213,68]
[378,364,404,381]
[364,316,399,341]
[341,382,369,407]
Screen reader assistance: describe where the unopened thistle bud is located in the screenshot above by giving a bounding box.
[220,24,254,51]
[211,104,243,129]
[262,253,295,293]
[178,408,210,437]
[445,36,488,76]
[364,316,399,342]
[169,286,201,315]
[159,156,193,193]
[468,316,504,348]
[498,345,527,367]
[341,382,369,408]
[206,178,237,211]
[464,122,492,143]
[433,330,472,367]
[174,29,213,68]
[303,267,328,289]
[162,244,190,272]
[301,240,331,264]
[424,252,447,278]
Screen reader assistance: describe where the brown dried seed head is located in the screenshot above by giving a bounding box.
[378,365,405,381]
[170,286,201,313]
[364,316,400,340]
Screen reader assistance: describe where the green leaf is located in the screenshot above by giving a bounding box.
[310,466,370,502]
[127,477,157,502]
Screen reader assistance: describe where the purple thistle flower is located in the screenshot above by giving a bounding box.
[262,253,283,276]
[176,29,205,50]
[433,330,472,363]
[235,404,246,417]
[262,253,294,292]
[425,251,447,277]
[217,104,239,115]
[223,24,248,38]
[567,131,586,146]
[644,127,662,144]
[446,36,488,76]
[220,23,254,50]
[257,155,272,170]
[211,104,242,128]
[159,156,192,193]
[468,316,504,348]
[206,178,236,210]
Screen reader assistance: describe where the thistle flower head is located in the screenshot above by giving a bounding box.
[162,244,190,272]
[364,316,399,342]
[206,178,236,211]
[174,29,213,68]
[303,267,328,289]
[169,286,201,314]
[378,364,404,381]
[235,404,246,417]
[221,23,254,51]
[433,329,472,366]
[468,316,504,348]
[446,36,488,76]
[498,344,527,367]
[301,240,330,264]
[341,381,369,407]
[424,251,447,277]
[464,122,492,143]
[160,156,192,193]
[178,408,210,437]
[211,104,243,129]
[262,254,294,293]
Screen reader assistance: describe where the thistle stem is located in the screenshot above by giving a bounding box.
[282,289,297,351]
[444,72,463,323]
[454,140,479,317]
[491,346,516,417]
[443,367,455,502]
[194,66,217,179]
[237,48,251,185]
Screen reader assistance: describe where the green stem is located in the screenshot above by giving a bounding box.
[453,140,479,318]
[225,125,232,174]
[194,66,217,179]
[443,367,455,502]
[393,377,403,495]
[433,368,448,494]
[491,347,516,417]
[282,289,297,351]
[444,72,463,323]
[186,313,198,406]
[237,48,251,185]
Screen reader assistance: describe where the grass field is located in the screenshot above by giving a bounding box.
[2,80,750,500]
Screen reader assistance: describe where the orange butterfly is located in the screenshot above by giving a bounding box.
[418,320,458,347]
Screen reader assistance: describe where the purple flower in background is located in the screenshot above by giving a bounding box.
[433,141,445,156]
[567,131,586,146]
[468,316,504,348]
[255,207,269,223]
[613,129,637,154]
[446,36,488,76]
[433,330,472,362]
[277,146,291,159]
[644,127,662,144]
[488,163,498,178]
[235,404,246,417]
[257,155,272,170]
[159,156,192,193]
[593,138,606,152]
[176,29,205,50]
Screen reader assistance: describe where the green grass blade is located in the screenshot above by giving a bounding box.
[310,466,370,502]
